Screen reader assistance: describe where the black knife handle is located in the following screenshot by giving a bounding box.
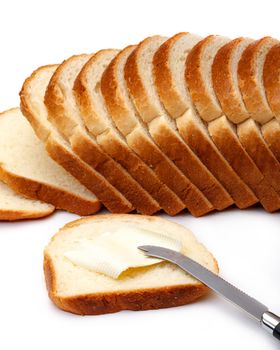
[273,322,280,340]
[261,311,280,340]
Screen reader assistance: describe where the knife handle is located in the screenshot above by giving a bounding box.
[261,311,280,340]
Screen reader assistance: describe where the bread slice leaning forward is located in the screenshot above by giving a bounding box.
[44,214,218,315]
[0,179,54,220]
[182,35,257,209]
[210,38,280,212]
[100,46,216,216]
[44,54,160,215]
[74,50,183,216]
[237,38,280,199]
[20,65,130,214]
[123,36,222,215]
[0,108,100,216]
[262,44,280,162]
[153,32,233,210]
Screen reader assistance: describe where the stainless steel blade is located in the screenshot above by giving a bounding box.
[138,245,268,322]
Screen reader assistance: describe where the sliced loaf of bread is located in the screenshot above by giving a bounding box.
[210,38,280,212]
[184,35,257,208]
[74,50,183,216]
[0,108,100,215]
[123,36,224,215]
[0,179,54,220]
[44,54,159,215]
[101,46,218,215]
[44,214,218,315]
[20,65,132,214]
[237,39,280,198]
[153,32,233,210]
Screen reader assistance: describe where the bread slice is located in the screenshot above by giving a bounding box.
[0,108,100,215]
[101,46,222,216]
[183,35,257,208]
[263,43,280,120]
[44,54,159,216]
[123,36,221,215]
[44,214,218,315]
[153,32,233,210]
[74,50,183,216]
[0,180,54,220]
[236,38,280,197]
[20,65,131,214]
[262,44,280,160]
[238,37,278,124]
[212,37,254,124]
[210,38,280,212]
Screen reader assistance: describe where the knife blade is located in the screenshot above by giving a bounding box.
[138,245,280,341]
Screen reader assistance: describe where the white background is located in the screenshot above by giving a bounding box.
[0,0,280,349]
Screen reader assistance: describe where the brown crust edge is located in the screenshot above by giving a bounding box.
[263,44,280,117]
[185,35,222,121]
[153,32,190,118]
[237,37,277,124]
[46,252,209,316]
[212,38,251,123]
[44,214,218,315]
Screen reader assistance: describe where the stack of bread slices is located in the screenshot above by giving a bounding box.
[2,32,280,219]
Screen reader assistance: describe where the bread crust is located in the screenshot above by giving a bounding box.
[185,36,224,121]
[238,37,278,124]
[101,46,220,214]
[153,32,190,118]
[262,119,280,162]
[209,117,280,212]
[210,39,280,211]
[0,207,53,221]
[212,38,252,124]
[176,111,257,209]
[238,120,280,196]
[152,34,236,210]
[44,214,218,315]
[0,162,100,216]
[44,56,137,214]
[263,44,280,118]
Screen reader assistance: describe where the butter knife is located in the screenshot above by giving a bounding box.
[138,245,280,341]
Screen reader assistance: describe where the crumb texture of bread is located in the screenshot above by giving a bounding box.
[44,214,218,315]
[0,108,101,215]
[0,180,54,220]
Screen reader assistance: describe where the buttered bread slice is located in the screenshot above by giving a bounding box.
[44,214,218,315]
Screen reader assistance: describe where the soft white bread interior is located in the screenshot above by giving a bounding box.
[44,214,218,315]
[0,180,54,220]
[0,108,100,215]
